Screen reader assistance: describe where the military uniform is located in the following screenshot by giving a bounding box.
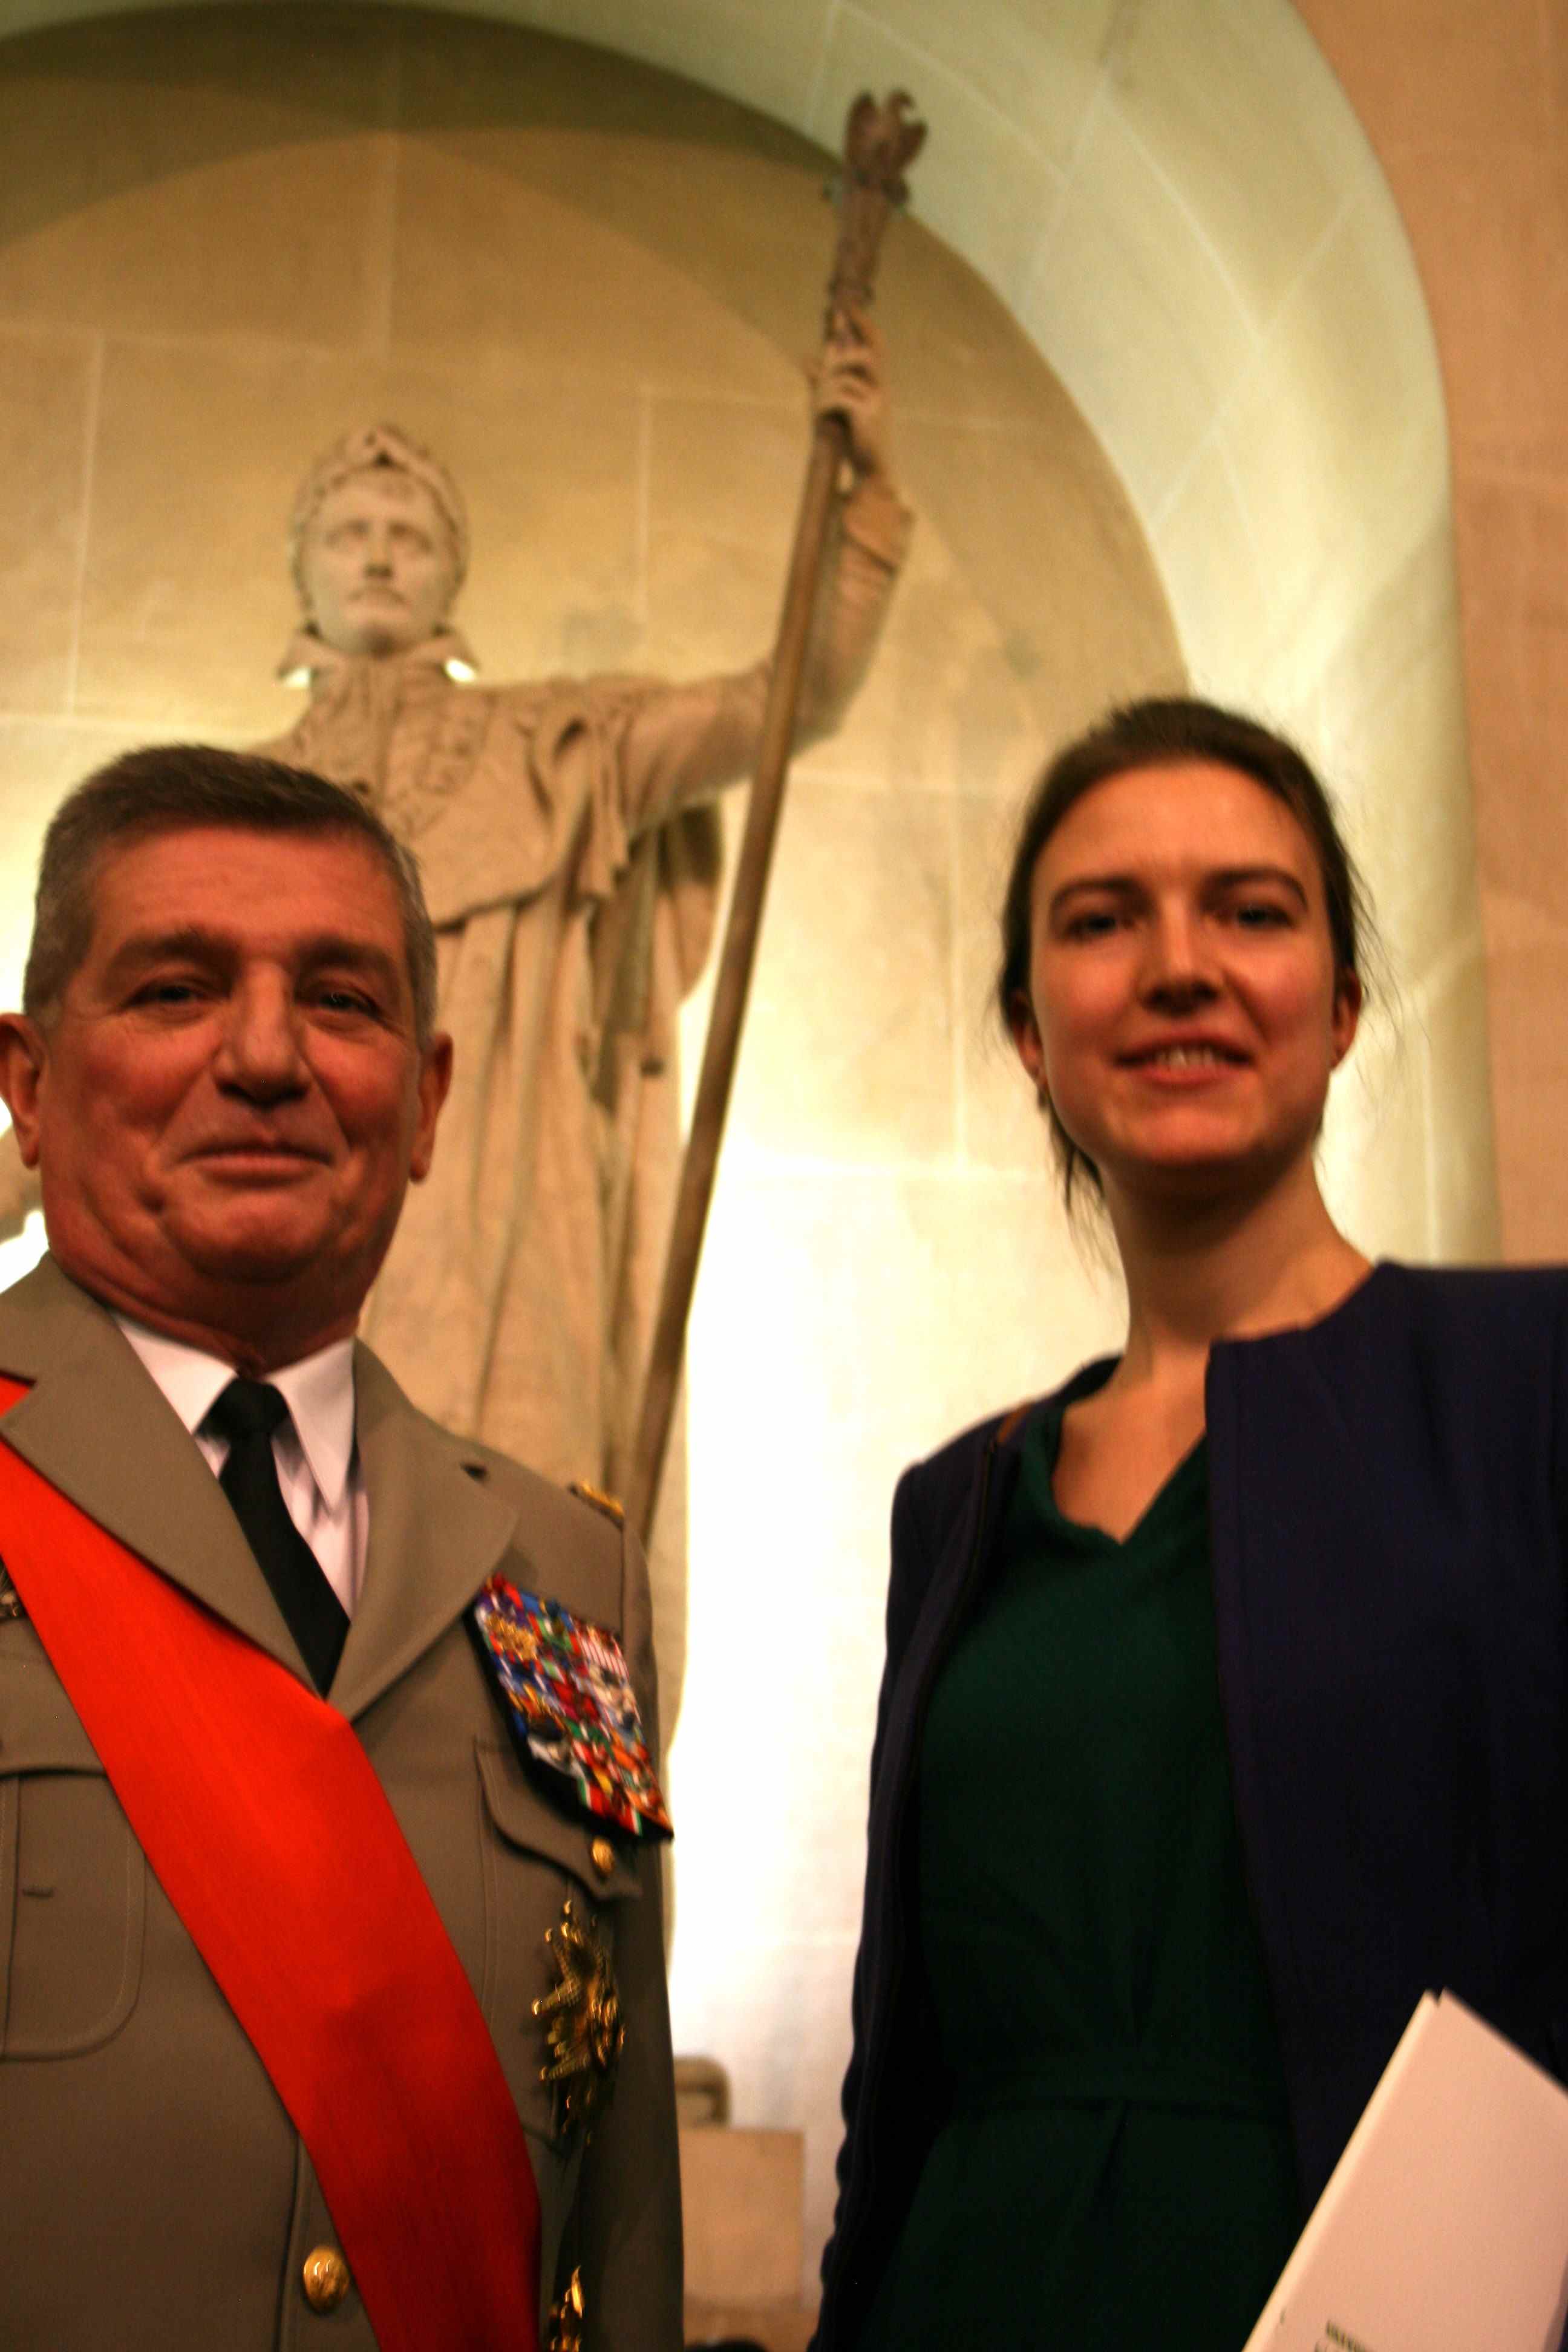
[0,1255,680,2350]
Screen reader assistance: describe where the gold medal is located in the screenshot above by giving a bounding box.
[534,1897,624,2137]
[546,2267,584,2352]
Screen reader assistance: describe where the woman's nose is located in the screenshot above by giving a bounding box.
[1139,907,1218,1005]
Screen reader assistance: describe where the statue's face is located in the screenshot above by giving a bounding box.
[301,468,459,656]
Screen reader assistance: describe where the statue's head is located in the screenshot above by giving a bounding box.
[290,425,470,658]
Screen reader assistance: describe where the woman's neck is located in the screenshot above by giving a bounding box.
[1105,1160,1371,1391]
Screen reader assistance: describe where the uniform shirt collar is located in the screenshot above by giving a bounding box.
[113,1316,358,1511]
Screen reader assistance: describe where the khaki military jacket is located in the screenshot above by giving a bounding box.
[0,1256,681,2350]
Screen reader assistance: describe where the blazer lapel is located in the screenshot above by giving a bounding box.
[330,1343,517,1723]
[0,1256,305,1677]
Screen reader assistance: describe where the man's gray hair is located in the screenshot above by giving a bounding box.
[23,746,439,1044]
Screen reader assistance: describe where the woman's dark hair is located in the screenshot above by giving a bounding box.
[996,695,1374,1210]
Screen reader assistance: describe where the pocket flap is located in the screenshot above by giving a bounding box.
[475,1738,642,1902]
[0,1656,103,1774]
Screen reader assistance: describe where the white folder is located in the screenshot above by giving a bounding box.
[1244,1991,1568,2352]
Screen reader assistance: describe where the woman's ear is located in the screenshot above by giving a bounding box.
[1007,989,1047,1096]
[1330,969,1362,1067]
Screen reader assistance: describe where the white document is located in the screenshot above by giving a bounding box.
[1243,1990,1568,2352]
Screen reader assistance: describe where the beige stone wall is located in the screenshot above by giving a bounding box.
[0,5,1186,2291]
[1289,0,1568,1255]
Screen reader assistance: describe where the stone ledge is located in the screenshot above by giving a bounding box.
[683,2296,819,2352]
[679,2125,805,2305]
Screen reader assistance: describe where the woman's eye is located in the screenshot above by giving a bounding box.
[1233,900,1291,929]
[1064,909,1121,941]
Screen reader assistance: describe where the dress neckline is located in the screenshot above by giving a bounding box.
[1022,1369,1208,1553]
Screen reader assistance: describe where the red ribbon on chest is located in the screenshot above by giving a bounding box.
[0,1375,540,2352]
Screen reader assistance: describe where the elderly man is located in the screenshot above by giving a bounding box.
[0,746,679,2351]
[264,337,909,1724]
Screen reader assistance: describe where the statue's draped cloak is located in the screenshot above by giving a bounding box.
[260,479,909,1734]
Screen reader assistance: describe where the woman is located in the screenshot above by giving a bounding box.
[814,697,1568,2351]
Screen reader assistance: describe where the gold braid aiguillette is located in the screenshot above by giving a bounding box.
[534,1896,624,2138]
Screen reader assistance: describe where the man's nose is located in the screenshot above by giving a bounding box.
[214,977,309,1097]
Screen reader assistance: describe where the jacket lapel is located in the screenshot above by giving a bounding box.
[0,1256,304,1676]
[330,1342,517,1723]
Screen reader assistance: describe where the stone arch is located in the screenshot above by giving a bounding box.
[0,0,1492,1249]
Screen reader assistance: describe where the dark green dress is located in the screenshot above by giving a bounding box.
[857,1387,1301,2351]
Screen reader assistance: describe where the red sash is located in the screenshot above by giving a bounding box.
[0,1376,541,2352]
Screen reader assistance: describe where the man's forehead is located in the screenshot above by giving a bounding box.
[88,824,403,939]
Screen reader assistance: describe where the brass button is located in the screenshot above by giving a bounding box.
[590,1837,615,1879]
[302,2247,351,2313]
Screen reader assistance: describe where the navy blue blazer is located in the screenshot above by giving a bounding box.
[815,1262,1568,2351]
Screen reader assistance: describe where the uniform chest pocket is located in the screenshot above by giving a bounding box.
[474,1737,642,2142]
[0,1656,145,2057]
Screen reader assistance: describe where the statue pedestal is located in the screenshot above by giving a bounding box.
[680,2123,817,2350]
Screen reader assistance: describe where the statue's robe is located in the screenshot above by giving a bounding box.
[259,477,909,1731]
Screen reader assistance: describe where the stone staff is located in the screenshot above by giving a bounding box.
[627,90,926,1541]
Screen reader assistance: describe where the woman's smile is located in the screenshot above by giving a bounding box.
[1013,757,1359,1207]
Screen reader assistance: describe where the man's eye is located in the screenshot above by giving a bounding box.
[310,987,381,1018]
[131,978,206,1007]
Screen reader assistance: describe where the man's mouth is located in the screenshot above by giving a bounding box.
[192,1140,327,1166]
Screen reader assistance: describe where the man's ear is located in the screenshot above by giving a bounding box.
[408,1031,455,1185]
[0,1015,48,1167]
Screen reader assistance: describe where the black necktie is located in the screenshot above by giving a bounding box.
[207,1378,348,1696]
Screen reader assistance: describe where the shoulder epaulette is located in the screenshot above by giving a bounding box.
[568,1478,626,1527]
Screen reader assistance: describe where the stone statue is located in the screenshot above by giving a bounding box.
[304,335,913,1734]
[0,336,907,1731]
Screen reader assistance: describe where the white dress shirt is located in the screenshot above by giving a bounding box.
[114,1318,367,1616]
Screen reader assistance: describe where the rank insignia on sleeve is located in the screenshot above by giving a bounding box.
[469,1575,673,1841]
